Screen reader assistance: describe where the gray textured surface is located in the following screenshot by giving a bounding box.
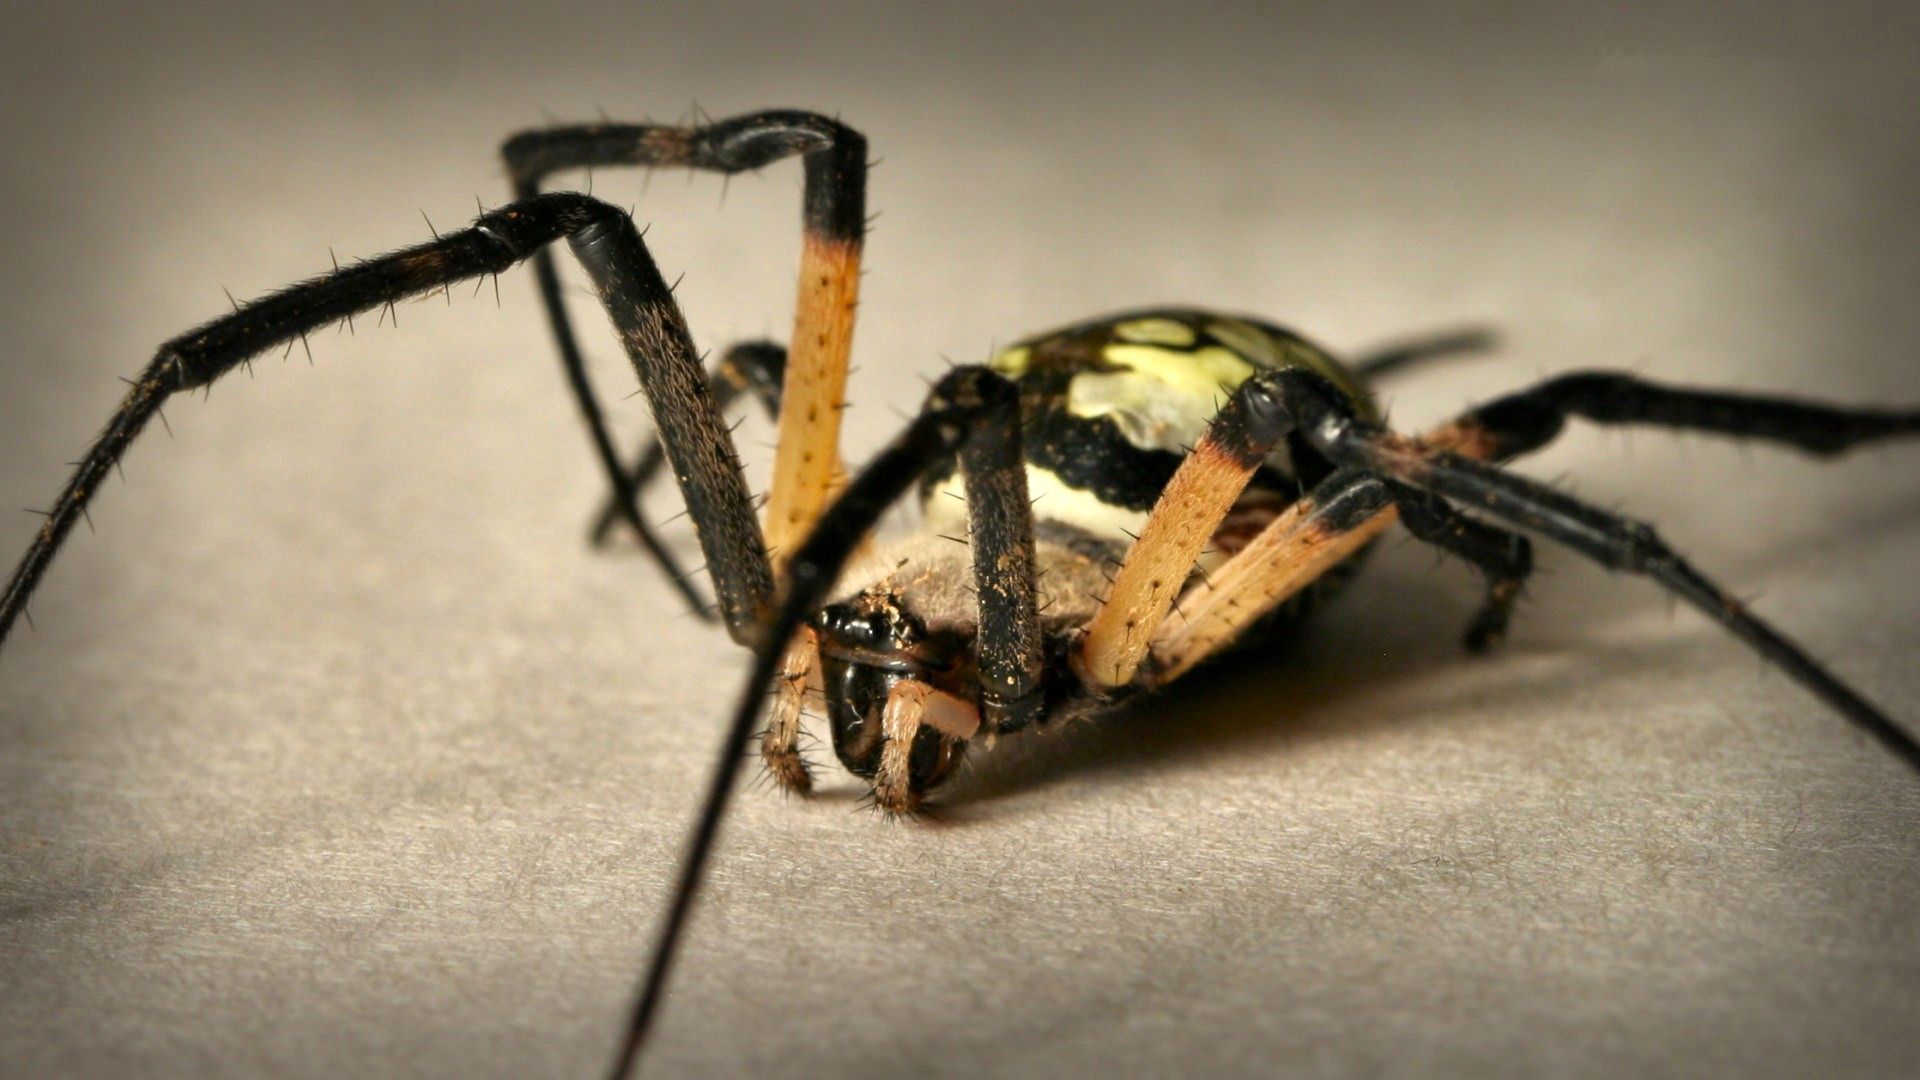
[2,3,1918,1078]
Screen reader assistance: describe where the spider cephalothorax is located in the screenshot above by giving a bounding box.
[1,109,1916,1080]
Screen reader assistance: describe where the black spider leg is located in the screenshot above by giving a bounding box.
[1389,483,1533,653]
[0,192,773,649]
[1350,327,1497,381]
[1432,370,1920,650]
[586,341,786,548]
[955,371,1045,733]
[1266,372,1920,775]
[1452,370,1920,461]
[607,366,1037,1080]
[503,111,865,575]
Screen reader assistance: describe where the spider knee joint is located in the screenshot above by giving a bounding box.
[982,689,1044,735]
[1609,520,1668,571]
[1235,376,1299,444]
[928,366,1017,414]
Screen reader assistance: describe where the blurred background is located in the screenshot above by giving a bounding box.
[2,3,1917,1078]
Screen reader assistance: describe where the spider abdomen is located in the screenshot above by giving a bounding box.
[922,307,1376,567]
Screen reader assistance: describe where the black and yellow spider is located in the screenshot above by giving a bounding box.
[3,110,1917,1079]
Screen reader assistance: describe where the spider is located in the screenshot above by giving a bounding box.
[3,109,1918,1079]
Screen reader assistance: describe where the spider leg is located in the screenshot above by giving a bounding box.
[1350,326,1498,381]
[0,193,774,648]
[607,365,1037,1078]
[1079,361,1534,684]
[503,112,867,563]
[1265,373,1920,774]
[512,199,708,615]
[1388,482,1534,653]
[1434,370,1920,462]
[873,678,935,812]
[587,340,786,548]
[1153,372,1920,676]
[1150,467,1395,681]
[760,624,820,795]
[1079,370,1337,687]
[955,368,1046,733]
[1372,441,1920,771]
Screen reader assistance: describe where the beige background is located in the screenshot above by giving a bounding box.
[2,3,1918,1077]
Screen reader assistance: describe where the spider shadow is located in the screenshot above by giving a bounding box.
[925,546,1519,822]
[925,485,1920,825]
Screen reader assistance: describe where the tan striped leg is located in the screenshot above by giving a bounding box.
[764,231,862,561]
[761,627,821,794]
[871,679,935,814]
[1145,423,1516,681]
[1149,475,1397,682]
[757,134,867,702]
[1075,378,1305,688]
[502,111,867,623]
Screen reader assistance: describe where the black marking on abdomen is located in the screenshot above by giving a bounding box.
[1025,407,1182,511]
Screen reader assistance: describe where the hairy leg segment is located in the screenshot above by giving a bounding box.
[0,193,778,649]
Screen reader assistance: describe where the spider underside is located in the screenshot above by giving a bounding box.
[2,109,1917,1080]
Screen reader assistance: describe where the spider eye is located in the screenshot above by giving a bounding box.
[813,592,928,652]
[814,600,895,647]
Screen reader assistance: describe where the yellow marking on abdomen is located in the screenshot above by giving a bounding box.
[1062,342,1257,455]
[1113,317,1198,347]
[924,465,1150,547]
[989,345,1032,379]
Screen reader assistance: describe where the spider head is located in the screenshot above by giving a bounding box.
[811,588,973,793]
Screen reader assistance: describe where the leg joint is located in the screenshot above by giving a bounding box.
[926,365,1019,425]
[473,192,624,259]
[1228,367,1359,464]
[691,111,858,171]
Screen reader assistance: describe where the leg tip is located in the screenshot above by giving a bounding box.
[867,785,924,820]
[762,748,814,796]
